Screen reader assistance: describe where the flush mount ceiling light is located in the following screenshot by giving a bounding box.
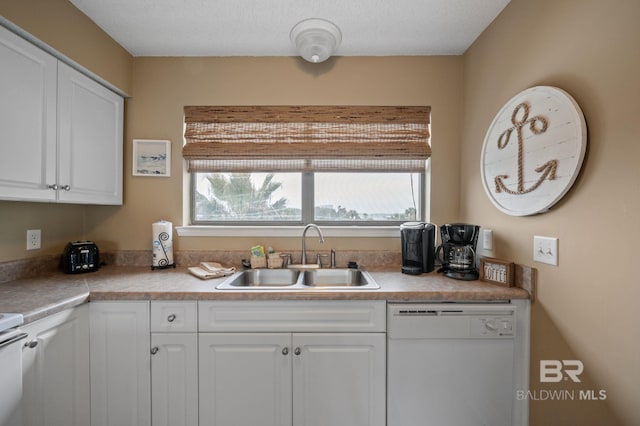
[290,18,342,63]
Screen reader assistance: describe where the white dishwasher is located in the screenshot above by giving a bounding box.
[387,302,529,426]
[0,313,27,426]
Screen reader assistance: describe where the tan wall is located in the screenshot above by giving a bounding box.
[85,56,463,254]
[461,0,640,424]
[0,0,133,262]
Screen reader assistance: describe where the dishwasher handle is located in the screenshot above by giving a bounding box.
[0,332,28,350]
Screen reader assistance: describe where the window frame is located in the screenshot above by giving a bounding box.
[189,168,427,227]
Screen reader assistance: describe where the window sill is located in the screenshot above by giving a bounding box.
[176,225,400,238]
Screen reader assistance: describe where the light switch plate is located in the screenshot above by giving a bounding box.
[533,236,558,266]
[482,229,493,250]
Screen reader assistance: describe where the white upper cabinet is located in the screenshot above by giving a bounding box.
[0,25,123,205]
[57,62,123,204]
[0,25,57,201]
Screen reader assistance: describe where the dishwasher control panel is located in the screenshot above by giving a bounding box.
[388,303,516,339]
[470,316,514,337]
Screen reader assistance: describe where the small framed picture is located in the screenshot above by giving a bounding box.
[479,257,514,287]
[132,139,171,177]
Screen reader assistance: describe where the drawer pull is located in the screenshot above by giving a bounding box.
[24,339,38,349]
[167,314,176,322]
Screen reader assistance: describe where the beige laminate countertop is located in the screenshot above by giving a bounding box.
[0,265,529,325]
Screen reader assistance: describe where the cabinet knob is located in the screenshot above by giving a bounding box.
[61,185,71,191]
[150,346,159,355]
[282,347,289,356]
[294,347,301,356]
[167,314,176,322]
[48,184,59,191]
[24,339,38,349]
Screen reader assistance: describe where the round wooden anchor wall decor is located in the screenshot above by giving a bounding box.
[480,86,587,216]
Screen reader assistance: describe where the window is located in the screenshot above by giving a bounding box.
[184,106,430,227]
[192,171,424,225]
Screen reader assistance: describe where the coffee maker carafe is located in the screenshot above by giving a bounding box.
[435,223,480,280]
[400,222,436,275]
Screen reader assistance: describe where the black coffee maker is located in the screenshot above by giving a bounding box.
[435,223,480,280]
[400,222,436,275]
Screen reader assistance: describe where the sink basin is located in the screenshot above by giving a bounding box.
[216,268,379,290]
[303,268,380,289]
[216,269,303,290]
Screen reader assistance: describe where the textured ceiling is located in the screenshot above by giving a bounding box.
[69,0,510,57]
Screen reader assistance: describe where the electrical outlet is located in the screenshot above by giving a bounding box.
[533,236,558,266]
[27,229,41,250]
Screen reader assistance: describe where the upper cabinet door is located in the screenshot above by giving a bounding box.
[0,25,57,201]
[57,62,123,205]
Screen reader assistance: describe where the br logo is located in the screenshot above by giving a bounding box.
[540,360,584,383]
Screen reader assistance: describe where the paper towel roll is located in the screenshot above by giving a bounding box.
[152,220,173,267]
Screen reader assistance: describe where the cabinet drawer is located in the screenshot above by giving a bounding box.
[151,301,197,332]
[198,301,386,333]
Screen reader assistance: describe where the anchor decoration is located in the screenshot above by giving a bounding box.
[493,102,558,195]
[481,86,587,216]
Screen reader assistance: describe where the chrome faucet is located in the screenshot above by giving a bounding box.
[301,224,324,265]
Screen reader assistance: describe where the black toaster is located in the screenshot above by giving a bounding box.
[63,241,100,274]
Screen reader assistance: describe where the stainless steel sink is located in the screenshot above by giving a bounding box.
[302,268,380,289]
[216,267,379,290]
[216,269,303,290]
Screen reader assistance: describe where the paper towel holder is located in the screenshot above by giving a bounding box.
[151,234,176,270]
[152,220,176,270]
[151,263,176,271]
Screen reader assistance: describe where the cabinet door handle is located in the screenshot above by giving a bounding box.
[24,339,38,349]
[150,346,159,355]
[48,184,59,191]
[294,347,301,356]
[282,347,289,356]
[167,314,176,322]
[61,185,71,191]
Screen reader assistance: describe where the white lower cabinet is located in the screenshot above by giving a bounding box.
[150,301,199,426]
[21,305,90,426]
[292,333,386,426]
[199,333,292,426]
[151,333,198,426]
[199,332,385,426]
[90,301,151,426]
[44,299,384,426]
[198,301,387,426]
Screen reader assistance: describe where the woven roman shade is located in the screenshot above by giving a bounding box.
[183,106,431,172]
